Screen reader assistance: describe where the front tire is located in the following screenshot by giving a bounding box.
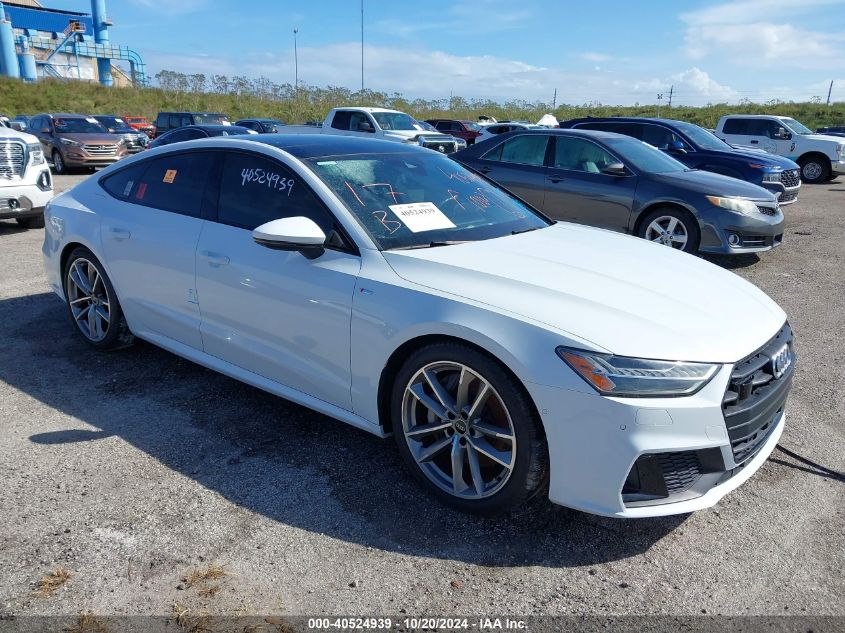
[799,155,831,184]
[391,342,548,515]
[16,215,45,229]
[63,247,130,349]
[638,207,700,254]
[52,150,67,175]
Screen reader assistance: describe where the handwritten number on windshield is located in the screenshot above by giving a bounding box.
[241,168,295,196]
[372,210,403,234]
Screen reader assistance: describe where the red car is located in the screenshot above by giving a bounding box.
[425,119,483,145]
[122,115,155,137]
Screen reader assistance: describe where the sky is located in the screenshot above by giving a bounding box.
[46,0,845,105]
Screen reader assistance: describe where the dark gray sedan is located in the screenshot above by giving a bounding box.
[452,129,785,255]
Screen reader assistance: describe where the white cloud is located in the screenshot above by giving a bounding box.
[580,52,612,62]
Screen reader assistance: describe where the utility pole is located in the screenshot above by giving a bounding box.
[656,93,663,117]
[293,28,299,89]
[552,88,557,109]
[667,84,674,109]
[827,80,834,106]
[360,0,364,93]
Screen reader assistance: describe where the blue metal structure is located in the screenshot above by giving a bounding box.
[0,0,148,86]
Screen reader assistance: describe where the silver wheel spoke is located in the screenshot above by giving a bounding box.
[455,367,471,412]
[473,420,514,442]
[415,435,452,463]
[666,217,678,233]
[409,383,449,420]
[468,436,512,469]
[70,296,90,306]
[75,304,91,323]
[95,305,110,324]
[466,383,491,421]
[466,444,485,496]
[87,306,99,338]
[70,265,92,295]
[406,420,452,438]
[450,437,468,493]
[423,368,456,413]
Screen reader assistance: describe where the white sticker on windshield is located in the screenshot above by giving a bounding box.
[389,202,456,233]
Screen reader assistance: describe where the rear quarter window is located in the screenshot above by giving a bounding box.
[722,119,752,135]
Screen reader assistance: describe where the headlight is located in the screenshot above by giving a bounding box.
[761,172,782,183]
[556,347,720,397]
[27,143,45,165]
[837,144,845,156]
[59,137,80,146]
[455,138,467,149]
[706,195,758,215]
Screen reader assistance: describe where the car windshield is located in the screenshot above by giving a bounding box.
[195,113,229,125]
[96,117,134,133]
[672,120,730,151]
[781,118,813,135]
[605,137,688,173]
[53,117,107,133]
[372,112,418,131]
[306,151,550,250]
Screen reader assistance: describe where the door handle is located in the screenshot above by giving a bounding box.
[200,251,230,267]
[750,140,759,144]
[110,227,131,240]
[549,177,564,184]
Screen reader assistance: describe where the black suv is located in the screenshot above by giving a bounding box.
[153,112,230,138]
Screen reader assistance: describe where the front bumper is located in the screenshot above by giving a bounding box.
[698,203,785,254]
[527,327,792,517]
[0,171,53,220]
[833,159,845,176]
[61,149,127,168]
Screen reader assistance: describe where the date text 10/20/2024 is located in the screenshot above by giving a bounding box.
[306,617,529,630]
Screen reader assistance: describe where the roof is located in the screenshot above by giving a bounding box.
[721,114,789,119]
[185,124,250,132]
[242,134,430,159]
[335,107,401,114]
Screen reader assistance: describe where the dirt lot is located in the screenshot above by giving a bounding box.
[1,173,843,627]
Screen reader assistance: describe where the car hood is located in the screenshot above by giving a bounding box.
[712,146,800,169]
[0,127,37,143]
[384,130,454,142]
[382,223,786,363]
[653,169,777,200]
[55,133,120,143]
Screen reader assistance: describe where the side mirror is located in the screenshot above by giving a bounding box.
[42,127,52,134]
[775,127,791,140]
[601,162,628,176]
[667,140,687,154]
[253,216,326,259]
[357,120,374,133]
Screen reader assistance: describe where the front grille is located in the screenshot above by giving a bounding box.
[779,191,798,203]
[656,452,703,494]
[780,169,800,188]
[740,235,767,246]
[0,140,26,178]
[756,205,777,216]
[722,324,794,464]
[83,144,118,156]
[419,136,458,154]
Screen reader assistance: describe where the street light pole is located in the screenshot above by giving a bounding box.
[293,28,299,89]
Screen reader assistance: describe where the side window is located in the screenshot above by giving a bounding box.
[348,112,369,131]
[553,137,617,173]
[217,152,336,235]
[331,111,352,130]
[168,114,181,129]
[640,124,680,150]
[483,134,549,166]
[759,120,781,139]
[722,118,751,135]
[155,113,168,128]
[181,115,193,127]
[434,121,450,131]
[100,162,148,200]
[130,152,216,217]
[168,129,204,143]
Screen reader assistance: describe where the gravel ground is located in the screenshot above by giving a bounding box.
[0,174,843,626]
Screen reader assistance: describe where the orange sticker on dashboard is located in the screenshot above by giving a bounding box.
[163,169,177,183]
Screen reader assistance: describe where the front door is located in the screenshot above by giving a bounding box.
[195,150,361,410]
[542,135,637,232]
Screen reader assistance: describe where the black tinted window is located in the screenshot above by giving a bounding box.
[640,124,682,149]
[217,152,335,233]
[130,152,216,217]
[722,119,752,135]
[553,137,617,172]
[170,128,205,142]
[100,162,148,200]
[483,134,549,166]
[331,111,352,130]
[155,113,168,127]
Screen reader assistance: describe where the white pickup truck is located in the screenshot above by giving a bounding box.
[283,107,464,154]
[1,125,54,229]
[716,114,845,183]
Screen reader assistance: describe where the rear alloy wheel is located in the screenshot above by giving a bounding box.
[639,207,700,254]
[64,247,130,349]
[799,156,830,184]
[52,150,66,175]
[392,343,547,515]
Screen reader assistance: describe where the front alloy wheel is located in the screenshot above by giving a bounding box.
[392,343,547,515]
[52,150,66,175]
[644,215,689,250]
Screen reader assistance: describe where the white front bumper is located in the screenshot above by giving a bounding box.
[833,159,845,175]
[0,167,53,215]
[526,364,784,518]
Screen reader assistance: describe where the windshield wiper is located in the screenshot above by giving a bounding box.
[511,227,540,235]
[388,240,469,251]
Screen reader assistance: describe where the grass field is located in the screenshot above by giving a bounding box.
[2,75,844,130]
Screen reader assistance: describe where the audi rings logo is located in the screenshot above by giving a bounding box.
[771,343,792,379]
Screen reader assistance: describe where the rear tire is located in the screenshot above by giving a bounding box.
[799,155,830,184]
[391,342,548,515]
[63,247,132,350]
[16,215,45,229]
[637,207,700,254]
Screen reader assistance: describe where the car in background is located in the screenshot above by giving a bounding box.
[9,115,32,132]
[42,134,794,518]
[153,111,230,138]
[235,118,286,133]
[561,117,801,205]
[425,119,483,145]
[147,125,255,149]
[715,115,845,183]
[1,123,53,229]
[0,115,10,128]
[28,113,128,174]
[122,115,156,137]
[817,126,845,138]
[453,129,784,255]
[476,121,543,143]
[93,115,149,154]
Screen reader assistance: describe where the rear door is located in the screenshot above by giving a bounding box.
[543,135,637,231]
[470,134,551,209]
[98,150,218,349]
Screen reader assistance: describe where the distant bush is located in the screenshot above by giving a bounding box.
[2,72,843,130]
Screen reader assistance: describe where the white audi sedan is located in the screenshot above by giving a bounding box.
[42,135,794,517]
